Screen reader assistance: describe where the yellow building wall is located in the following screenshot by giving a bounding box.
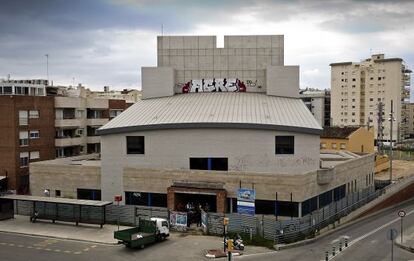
[320,138,348,151]
[347,128,375,153]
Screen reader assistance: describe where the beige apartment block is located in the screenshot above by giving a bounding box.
[406,103,414,138]
[330,54,411,141]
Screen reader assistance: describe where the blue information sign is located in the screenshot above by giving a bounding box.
[237,188,256,215]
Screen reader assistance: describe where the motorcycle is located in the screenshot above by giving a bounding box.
[233,234,245,251]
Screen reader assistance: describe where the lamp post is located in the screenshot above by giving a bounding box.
[389,100,395,183]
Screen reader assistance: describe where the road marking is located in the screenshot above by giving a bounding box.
[83,247,90,252]
[8,243,14,246]
[45,248,52,251]
[64,250,72,254]
[54,249,61,252]
[74,251,82,255]
[91,245,97,248]
[17,244,24,247]
[324,208,414,260]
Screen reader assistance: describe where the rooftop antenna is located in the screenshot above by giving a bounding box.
[7,74,10,81]
[45,54,49,83]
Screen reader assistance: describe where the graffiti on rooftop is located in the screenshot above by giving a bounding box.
[180,78,247,93]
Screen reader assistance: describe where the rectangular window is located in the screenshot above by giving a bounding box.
[340,143,346,150]
[126,136,145,154]
[77,189,101,201]
[19,110,28,125]
[55,190,61,197]
[275,136,294,154]
[30,151,40,160]
[109,109,123,119]
[29,130,40,139]
[19,152,29,167]
[332,143,337,149]
[19,131,28,146]
[29,110,39,118]
[3,86,12,94]
[189,158,228,171]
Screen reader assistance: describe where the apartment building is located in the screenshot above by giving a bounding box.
[330,54,411,141]
[0,79,55,193]
[0,79,138,192]
[52,85,133,157]
[406,103,414,139]
[300,89,331,127]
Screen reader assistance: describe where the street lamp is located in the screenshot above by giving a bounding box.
[388,100,395,183]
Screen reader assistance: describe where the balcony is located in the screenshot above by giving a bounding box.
[55,137,82,147]
[86,118,108,126]
[55,118,83,128]
[87,136,100,144]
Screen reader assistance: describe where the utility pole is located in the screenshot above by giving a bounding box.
[45,54,49,83]
[389,100,395,183]
[377,102,384,154]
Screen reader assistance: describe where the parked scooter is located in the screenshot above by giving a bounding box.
[233,234,245,251]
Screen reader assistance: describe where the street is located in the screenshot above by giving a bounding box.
[237,198,414,261]
[1,200,414,260]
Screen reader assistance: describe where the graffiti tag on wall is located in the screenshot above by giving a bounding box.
[179,78,247,93]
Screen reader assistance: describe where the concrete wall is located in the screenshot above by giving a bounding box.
[157,35,284,93]
[348,127,375,153]
[141,67,175,99]
[29,153,374,205]
[266,66,299,98]
[30,161,101,198]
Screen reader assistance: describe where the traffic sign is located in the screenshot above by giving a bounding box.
[398,210,406,217]
[386,228,398,240]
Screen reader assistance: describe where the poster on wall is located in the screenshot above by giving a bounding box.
[169,211,188,227]
[180,78,246,93]
[237,188,256,216]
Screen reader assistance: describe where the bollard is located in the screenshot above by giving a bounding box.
[325,251,329,261]
[332,246,336,256]
[344,237,348,248]
[339,241,342,251]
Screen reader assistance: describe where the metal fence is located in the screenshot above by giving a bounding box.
[202,186,387,244]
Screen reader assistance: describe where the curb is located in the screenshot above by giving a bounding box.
[275,197,414,251]
[0,230,118,246]
[395,241,414,253]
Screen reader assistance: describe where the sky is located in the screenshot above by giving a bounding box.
[0,0,413,94]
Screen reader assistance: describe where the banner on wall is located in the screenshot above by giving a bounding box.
[169,211,188,227]
[237,188,256,216]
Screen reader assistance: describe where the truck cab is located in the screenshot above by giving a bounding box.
[151,217,169,239]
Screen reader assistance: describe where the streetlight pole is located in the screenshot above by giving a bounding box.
[389,100,394,183]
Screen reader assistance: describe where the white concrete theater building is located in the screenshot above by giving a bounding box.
[30,35,375,217]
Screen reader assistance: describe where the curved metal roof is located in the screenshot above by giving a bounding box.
[98,93,322,135]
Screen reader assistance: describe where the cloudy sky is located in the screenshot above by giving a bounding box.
[0,0,413,93]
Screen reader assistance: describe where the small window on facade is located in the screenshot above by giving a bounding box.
[320,143,326,149]
[55,190,61,197]
[20,152,29,167]
[331,143,337,149]
[340,143,346,150]
[275,136,294,154]
[126,136,145,154]
[19,110,28,125]
[29,110,39,119]
[30,130,40,139]
[19,131,28,146]
[30,151,40,160]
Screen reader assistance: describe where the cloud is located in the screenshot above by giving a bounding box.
[0,0,412,92]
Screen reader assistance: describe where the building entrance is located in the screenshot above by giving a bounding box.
[174,192,216,213]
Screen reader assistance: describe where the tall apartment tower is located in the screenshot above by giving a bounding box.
[330,54,411,142]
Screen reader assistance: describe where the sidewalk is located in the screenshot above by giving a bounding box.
[0,215,131,244]
[395,223,414,253]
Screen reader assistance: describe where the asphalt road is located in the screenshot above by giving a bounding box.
[1,199,414,261]
[237,198,414,261]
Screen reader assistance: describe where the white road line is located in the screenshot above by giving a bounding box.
[324,208,414,260]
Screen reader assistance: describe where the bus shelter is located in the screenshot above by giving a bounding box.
[0,195,112,228]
